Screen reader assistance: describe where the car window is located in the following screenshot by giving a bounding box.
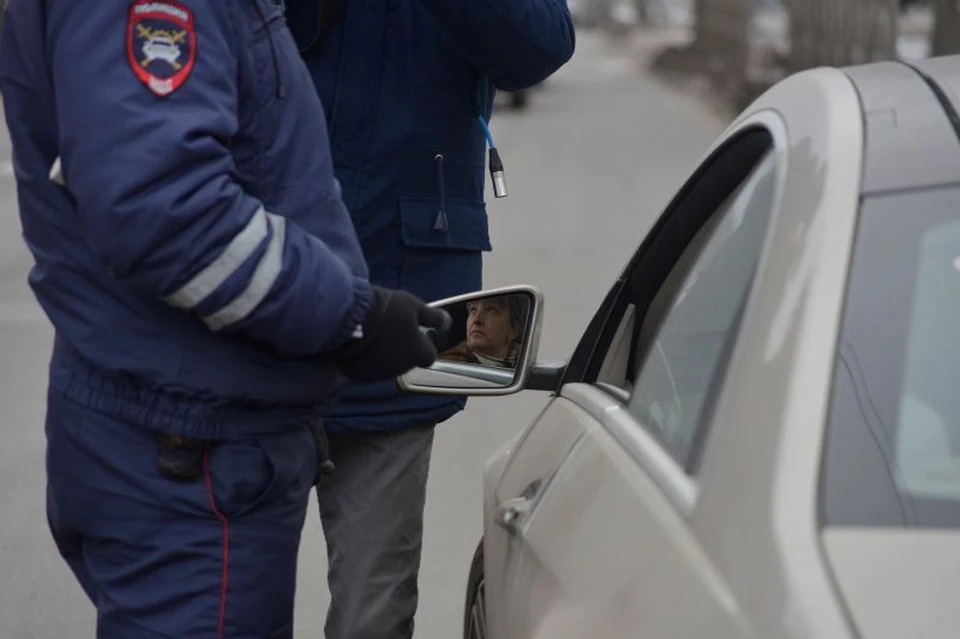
[627,150,778,468]
[822,187,960,529]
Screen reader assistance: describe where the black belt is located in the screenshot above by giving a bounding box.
[157,426,335,485]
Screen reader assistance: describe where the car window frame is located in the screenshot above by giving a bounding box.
[559,114,788,499]
[628,149,780,472]
[560,125,777,386]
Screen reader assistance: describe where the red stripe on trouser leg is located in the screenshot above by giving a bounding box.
[203,450,230,639]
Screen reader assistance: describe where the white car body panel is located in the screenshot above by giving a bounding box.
[481,65,865,639]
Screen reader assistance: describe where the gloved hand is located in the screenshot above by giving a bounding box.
[328,286,452,383]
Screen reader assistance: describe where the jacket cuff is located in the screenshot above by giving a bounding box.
[323,277,374,352]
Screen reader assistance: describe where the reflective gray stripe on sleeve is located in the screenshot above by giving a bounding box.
[164,207,269,310]
[202,213,286,331]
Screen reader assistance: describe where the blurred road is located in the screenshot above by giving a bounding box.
[0,31,726,638]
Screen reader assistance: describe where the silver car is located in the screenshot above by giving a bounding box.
[400,54,960,639]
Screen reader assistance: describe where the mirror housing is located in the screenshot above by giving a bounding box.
[397,285,544,396]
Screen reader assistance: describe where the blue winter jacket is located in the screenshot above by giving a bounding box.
[285,0,576,433]
[0,0,374,440]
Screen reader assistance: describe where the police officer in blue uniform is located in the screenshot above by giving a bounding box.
[284,0,576,636]
[0,0,450,636]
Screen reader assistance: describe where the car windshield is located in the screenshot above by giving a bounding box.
[822,186,960,529]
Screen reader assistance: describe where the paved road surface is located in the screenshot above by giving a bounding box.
[0,31,726,638]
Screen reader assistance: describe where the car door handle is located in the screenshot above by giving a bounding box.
[494,478,542,534]
[494,496,533,534]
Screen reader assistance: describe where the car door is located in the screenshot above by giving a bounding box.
[489,116,786,639]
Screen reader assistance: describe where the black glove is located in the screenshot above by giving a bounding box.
[328,286,452,383]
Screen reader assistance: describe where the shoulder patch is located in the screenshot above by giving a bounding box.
[126,0,197,97]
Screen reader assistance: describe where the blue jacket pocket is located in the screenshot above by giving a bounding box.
[397,196,491,302]
[399,196,492,252]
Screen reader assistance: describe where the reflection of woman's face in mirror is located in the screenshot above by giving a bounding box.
[466,298,520,360]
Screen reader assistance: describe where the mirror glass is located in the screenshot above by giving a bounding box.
[408,291,534,390]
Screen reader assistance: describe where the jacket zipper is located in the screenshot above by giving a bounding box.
[433,154,449,232]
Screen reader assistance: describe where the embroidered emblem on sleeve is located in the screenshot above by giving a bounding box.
[126,0,197,97]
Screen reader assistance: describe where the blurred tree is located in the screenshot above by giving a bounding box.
[693,0,710,44]
[931,0,960,55]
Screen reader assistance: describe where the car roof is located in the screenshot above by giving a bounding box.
[842,57,960,196]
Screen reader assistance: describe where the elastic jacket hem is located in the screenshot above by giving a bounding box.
[323,401,464,434]
[50,339,325,441]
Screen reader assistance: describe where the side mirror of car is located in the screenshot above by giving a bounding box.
[397,285,546,396]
